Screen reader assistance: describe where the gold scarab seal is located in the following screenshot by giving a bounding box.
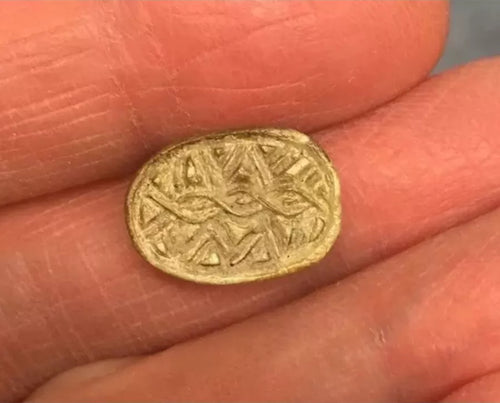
[126,128,341,284]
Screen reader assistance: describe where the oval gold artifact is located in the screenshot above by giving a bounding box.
[126,128,341,284]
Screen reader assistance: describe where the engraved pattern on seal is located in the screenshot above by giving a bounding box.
[126,129,341,284]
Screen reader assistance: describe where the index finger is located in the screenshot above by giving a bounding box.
[0,1,448,205]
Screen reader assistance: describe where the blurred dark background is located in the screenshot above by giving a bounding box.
[434,0,500,73]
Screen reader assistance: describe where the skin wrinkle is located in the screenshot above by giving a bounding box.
[0,2,448,206]
[95,5,148,156]
[395,240,500,400]
[0,46,49,67]
[0,306,57,391]
[49,305,113,362]
[8,252,47,317]
[0,12,141,200]
[40,282,93,366]
[0,48,94,111]
[147,281,290,348]
[45,203,118,239]
[37,135,128,166]
[418,76,467,126]
[0,51,52,72]
[117,2,315,113]
[1,131,123,182]
[2,129,111,165]
[141,11,316,83]
[4,182,124,239]
[3,139,133,189]
[0,91,113,135]
[0,14,90,48]
[440,371,500,402]
[0,49,83,85]
[0,82,95,122]
[399,225,499,400]
[0,47,91,87]
[110,278,166,330]
[136,73,325,95]
[236,99,303,114]
[0,344,27,396]
[75,242,134,349]
[1,113,109,159]
[134,274,164,340]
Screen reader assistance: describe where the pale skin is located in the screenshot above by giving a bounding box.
[1,1,500,402]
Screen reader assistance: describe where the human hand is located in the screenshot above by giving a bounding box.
[1,2,500,402]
